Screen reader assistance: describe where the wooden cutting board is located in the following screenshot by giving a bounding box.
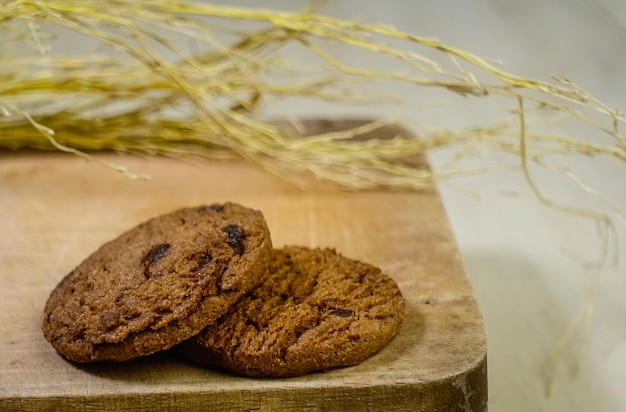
[0,120,487,411]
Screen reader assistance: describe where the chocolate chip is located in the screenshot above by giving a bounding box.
[328,309,353,318]
[223,225,246,255]
[207,204,225,213]
[141,243,170,277]
[244,317,259,330]
[141,243,170,267]
[192,251,212,272]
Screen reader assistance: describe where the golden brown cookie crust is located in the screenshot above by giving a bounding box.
[179,246,404,377]
[42,203,272,362]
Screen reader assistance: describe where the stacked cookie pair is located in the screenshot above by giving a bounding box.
[42,203,404,377]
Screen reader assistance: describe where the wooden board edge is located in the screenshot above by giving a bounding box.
[2,354,487,412]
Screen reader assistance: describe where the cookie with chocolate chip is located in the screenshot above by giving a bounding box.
[42,203,272,362]
[177,246,404,377]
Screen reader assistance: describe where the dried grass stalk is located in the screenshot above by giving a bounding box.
[2,2,624,244]
[2,1,624,184]
[3,1,624,263]
[1,0,625,393]
[1,5,624,227]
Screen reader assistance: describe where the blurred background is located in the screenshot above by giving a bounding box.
[16,1,626,410]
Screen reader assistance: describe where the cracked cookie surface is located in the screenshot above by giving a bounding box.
[178,246,404,377]
[42,203,272,362]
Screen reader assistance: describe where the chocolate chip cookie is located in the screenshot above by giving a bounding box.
[178,246,404,377]
[42,203,272,362]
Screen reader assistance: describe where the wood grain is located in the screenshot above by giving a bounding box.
[0,120,487,411]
